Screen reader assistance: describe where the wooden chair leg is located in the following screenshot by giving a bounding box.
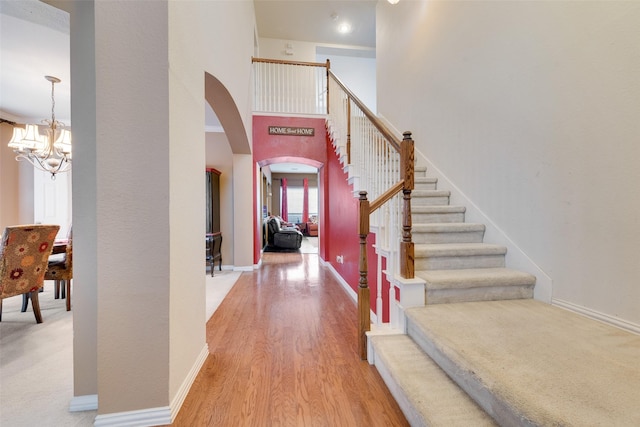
[60,280,65,299]
[66,280,71,311]
[21,293,29,312]
[54,281,60,299]
[0,298,3,321]
[29,290,43,323]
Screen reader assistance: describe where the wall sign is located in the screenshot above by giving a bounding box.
[268,126,315,136]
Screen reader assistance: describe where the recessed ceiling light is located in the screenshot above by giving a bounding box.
[337,22,352,34]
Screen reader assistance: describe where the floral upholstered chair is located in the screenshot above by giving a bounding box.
[0,224,60,323]
[45,227,73,311]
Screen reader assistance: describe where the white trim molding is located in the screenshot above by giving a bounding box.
[69,394,98,412]
[93,344,209,427]
[170,344,209,421]
[325,262,378,323]
[553,298,640,335]
[93,406,172,427]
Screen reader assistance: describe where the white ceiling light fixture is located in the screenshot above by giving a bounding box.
[337,21,352,34]
[388,0,400,4]
[8,75,72,179]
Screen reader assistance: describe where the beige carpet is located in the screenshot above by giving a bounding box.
[406,299,640,426]
[0,271,241,426]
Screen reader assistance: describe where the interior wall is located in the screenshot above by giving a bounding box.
[1,124,20,228]
[376,1,640,327]
[170,0,256,409]
[93,1,172,415]
[325,133,381,316]
[206,132,234,267]
[257,37,318,62]
[317,52,377,113]
[65,0,256,420]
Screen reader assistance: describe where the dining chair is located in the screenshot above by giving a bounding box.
[44,227,73,311]
[0,224,60,323]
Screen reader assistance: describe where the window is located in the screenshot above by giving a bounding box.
[282,186,318,223]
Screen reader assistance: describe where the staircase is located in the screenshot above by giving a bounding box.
[409,165,536,305]
[250,58,640,426]
[368,165,640,426]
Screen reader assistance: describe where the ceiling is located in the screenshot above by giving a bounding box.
[0,0,377,173]
[254,0,376,48]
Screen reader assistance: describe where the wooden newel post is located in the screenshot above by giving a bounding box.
[358,191,371,360]
[400,131,415,279]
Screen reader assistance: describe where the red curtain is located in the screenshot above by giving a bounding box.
[281,178,288,222]
[302,178,309,223]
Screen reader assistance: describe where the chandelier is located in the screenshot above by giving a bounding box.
[8,75,72,179]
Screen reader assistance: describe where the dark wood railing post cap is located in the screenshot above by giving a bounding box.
[403,131,412,140]
[359,191,368,200]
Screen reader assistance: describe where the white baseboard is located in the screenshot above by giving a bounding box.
[69,394,98,412]
[170,344,209,421]
[325,262,378,323]
[233,265,254,272]
[326,262,356,303]
[93,406,172,427]
[553,298,640,335]
[93,344,209,426]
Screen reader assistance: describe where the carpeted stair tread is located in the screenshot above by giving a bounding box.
[415,243,507,257]
[413,189,450,198]
[412,205,466,214]
[370,334,498,427]
[415,176,438,187]
[415,268,535,290]
[405,299,640,426]
[413,223,485,233]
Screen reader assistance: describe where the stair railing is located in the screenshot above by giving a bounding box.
[252,57,415,360]
[252,57,328,115]
[327,72,414,360]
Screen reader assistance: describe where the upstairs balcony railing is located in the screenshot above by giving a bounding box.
[252,57,414,360]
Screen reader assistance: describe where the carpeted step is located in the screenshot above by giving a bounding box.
[369,334,498,427]
[414,243,506,270]
[412,205,466,223]
[412,190,450,206]
[413,223,485,244]
[416,268,535,304]
[414,176,438,190]
[405,300,640,426]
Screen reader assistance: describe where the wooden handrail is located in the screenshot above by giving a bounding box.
[328,70,401,153]
[369,180,404,213]
[251,57,329,68]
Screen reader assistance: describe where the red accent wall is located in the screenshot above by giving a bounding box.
[253,116,328,166]
[252,115,328,264]
[325,133,388,321]
[251,116,388,321]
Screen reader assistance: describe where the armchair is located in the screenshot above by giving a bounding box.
[0,224,60,323]
[266,217,303,250]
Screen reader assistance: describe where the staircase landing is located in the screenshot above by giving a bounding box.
[371,299,640,426]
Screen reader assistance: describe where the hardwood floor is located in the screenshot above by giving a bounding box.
[169,252,408,426]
